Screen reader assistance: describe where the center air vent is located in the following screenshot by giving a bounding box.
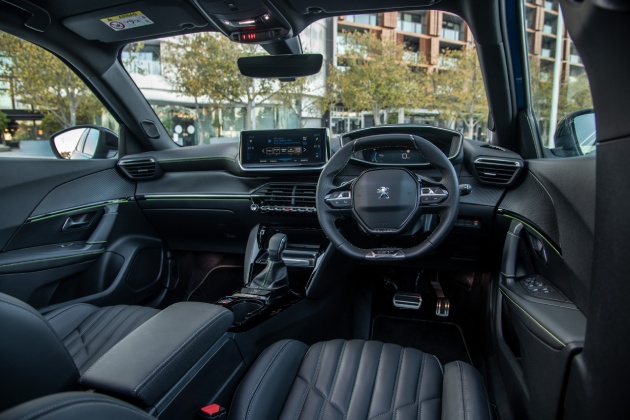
[118,158,161,180]
[252,183,317,213]
[473,157,523,186]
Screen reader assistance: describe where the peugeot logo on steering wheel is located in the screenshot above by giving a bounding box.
[377,186,390,199]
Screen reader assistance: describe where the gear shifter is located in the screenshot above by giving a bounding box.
[249,233,289,291]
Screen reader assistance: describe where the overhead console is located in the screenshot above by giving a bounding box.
[193,0,292,43]
[240,128,329,170]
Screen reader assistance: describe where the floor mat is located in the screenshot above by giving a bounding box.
[371,316,471,365]
[187,265,243,303]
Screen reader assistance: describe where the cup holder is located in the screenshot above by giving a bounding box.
[230,300,264,323]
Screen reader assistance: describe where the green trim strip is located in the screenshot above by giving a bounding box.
[501,289,566,348]
[29,200,128,223]
[145,197,249,201]
[0,250,105,268]
[500,213,561,256]
[159,157,235,163]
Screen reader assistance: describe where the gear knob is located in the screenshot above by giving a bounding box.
[267,233,288,262]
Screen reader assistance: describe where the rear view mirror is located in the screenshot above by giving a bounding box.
[552,109,596,157]
[50,125,118,160]
[237,54,323,79]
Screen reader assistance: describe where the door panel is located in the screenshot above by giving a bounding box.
[493,155,595,420]
[0,159,167,308]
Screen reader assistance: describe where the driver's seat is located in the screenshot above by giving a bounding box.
[0,339,492,420]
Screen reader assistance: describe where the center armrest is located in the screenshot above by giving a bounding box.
[80,302,233,406]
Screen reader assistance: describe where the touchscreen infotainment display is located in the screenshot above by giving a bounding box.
[240,128,328,168]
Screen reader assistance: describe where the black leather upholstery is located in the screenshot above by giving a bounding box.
[80,302,233,406]
[0,292,157,412]
[43,304,159,374]
[229,339,492,420]
[0,392,153,420]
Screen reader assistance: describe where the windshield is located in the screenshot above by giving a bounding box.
[122,13,489,147]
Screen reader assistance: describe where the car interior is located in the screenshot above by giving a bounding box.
[0,0,628,419]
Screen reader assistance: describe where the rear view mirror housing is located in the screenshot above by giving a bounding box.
[237,54,323,79]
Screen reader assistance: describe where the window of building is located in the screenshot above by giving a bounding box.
[524,1,594,153]
[397,12,425,34]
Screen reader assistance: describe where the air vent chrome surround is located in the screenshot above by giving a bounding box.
[251,183,317,213]
[473,157,523,186]
[118,158,160,180]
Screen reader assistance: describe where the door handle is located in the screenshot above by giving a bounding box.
[62,212,95,231]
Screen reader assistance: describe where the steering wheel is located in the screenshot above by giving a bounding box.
[316,134,459,261]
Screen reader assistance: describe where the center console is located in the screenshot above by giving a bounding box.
[216,224,329,330]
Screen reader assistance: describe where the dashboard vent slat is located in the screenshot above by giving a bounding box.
[473,157,523,186]
[118,158,160,180]
[253,183,317,212]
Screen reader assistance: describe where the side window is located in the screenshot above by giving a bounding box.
[0,31,119,159]
[524,0,595,157]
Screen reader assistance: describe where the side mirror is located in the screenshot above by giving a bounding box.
[553,109,596,157]
[50,125,118,160]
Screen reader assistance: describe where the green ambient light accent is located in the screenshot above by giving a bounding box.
[500,213,561,256]
[159,156,235,163]
[0,250,105,268]
[500,289,566,348]
[29,200,129,223]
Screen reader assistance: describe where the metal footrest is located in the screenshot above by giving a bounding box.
[393,292,423,310]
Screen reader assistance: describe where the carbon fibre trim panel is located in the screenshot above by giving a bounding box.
[31,170,134,218]
[499,171,560,246]
[459,175,505,206]
[135,171,273,196]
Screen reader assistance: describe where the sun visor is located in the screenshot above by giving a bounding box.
[287,0,441,14]
[62,0,209,43]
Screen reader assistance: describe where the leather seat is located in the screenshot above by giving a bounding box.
[0,292,159,411]
[230,339,492,420]
[0,338,492,419]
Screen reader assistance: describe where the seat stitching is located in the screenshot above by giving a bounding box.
[78,306,144,356]
[365,342,385,419]
[344,340,367,419]
[135,312,231,396]
[369,346,404,420]
[316,341,348,420]
[393,351,427,419]
[65,306,125,351]
[416,353,426,420]
[458,361,469,420]
[44,304,92,323]
[290,376,318,420]
[75,306,149,371]
[242,340,293,420]
[70,306,130,357]
[432,355,443,375]
[292,342,328,420]
[0,301,79,376]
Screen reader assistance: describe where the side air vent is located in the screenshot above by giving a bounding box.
[252,183,317,213]
[473,157,523,186]
[118,158,161,180]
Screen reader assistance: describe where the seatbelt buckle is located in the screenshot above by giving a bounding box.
[198,404,226,419]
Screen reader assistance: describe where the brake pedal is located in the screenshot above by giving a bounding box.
[393,292,422,310]
[431,275,450,317]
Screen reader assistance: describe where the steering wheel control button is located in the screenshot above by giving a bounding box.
[325,191,352,209]
[421,187,448,204]
[352,168,420,234]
